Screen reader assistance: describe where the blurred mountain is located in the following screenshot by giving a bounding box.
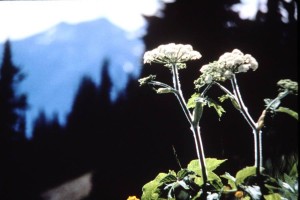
[0,18,145,138]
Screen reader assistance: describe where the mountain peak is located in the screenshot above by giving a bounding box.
[0,17,145,138]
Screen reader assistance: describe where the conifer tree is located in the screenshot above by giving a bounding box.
[0,40,27,141]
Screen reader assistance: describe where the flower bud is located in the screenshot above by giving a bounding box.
[156,88,174,94]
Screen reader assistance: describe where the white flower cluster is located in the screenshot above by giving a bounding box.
[143,43,202,69]
[194,49,258,88]
[277,79,298,95]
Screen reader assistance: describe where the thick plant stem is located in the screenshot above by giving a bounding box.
[231,76,256,129]
[171,64,208,186]
[230,75,263,174]
[191,125,208,184]
[253,129,262,175]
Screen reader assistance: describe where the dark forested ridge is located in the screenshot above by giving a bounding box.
[0,1,297,199]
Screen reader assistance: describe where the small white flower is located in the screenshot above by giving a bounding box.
[226,60,234,68]
[232,48,243,55]
[238,64,251,73]
[244,54,258,71]
[249,58,258,71]
[200,64,210,73]
[234,56,244,65]
[204,74,213,83]
[224,70,233,79]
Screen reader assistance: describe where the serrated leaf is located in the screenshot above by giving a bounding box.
[219,94,241,110]
[219,94,231,102]
[235,166,257,185]
[276,106,298,120]
[186,158,227,181]
[207,98,226,118]
[206,158,227,171]
[187,93,200,109]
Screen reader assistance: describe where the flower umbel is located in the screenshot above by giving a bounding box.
[195,49,258,89]
[277,79,298,95]
[143,43,202,69]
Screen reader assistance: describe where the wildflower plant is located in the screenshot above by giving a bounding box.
[137,43,298,200]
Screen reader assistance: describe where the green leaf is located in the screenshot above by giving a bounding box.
[193,176,204,186]
[219,94,241,110]
[177,169,194,180]
[264,184,281,193]
[159,174,177,184]
[208,171,224,190]
[187,159,202,176]
[218,94,230,102]
[141,173,168,200]
[191,191,202,200]
[235,166,256,185]
[207,98,226,119]
[264,193,282,200]
[276,106,298,120]
[187,158,227,176]
[206,158,227,171]
[221,172,237,189]
[289,162,298,177]
[187,93,200,109]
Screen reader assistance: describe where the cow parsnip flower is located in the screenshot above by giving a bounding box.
[277,79,298,95]
[143,43,202,69]
[194,49,258,89]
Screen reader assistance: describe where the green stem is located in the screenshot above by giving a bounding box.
[148,81,173,89]
[170,64,208,186]
[230,75,262,174]
[265,89,289,111]
[191,125,208,184]
[231,76,256,129]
